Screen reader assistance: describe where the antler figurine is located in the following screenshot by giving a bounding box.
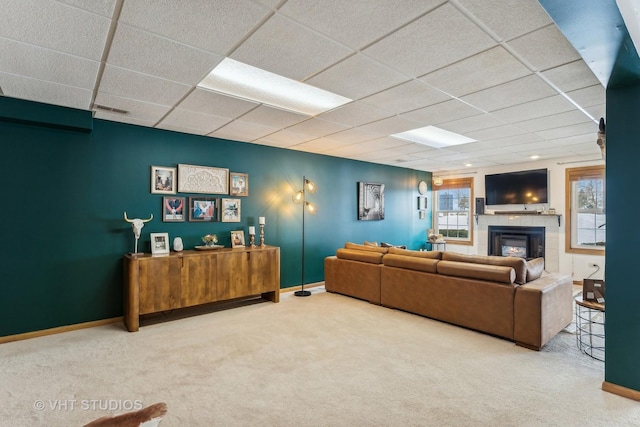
[124,212,153,254]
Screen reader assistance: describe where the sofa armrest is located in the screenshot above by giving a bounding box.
[514,273,573,350]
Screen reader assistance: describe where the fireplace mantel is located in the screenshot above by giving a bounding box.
[476,214,561,273]
[475,213,562,226]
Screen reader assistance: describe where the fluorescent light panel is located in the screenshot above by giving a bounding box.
[198,58,352,116]
[391,126,476,148]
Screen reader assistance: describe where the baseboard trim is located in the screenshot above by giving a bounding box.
[0,317,123,344]
[281,282,324,294]
[602,381,640,401]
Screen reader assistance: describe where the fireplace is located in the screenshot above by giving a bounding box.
[488,226,545,260]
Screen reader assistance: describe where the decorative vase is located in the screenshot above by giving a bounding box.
[173,237,183,252]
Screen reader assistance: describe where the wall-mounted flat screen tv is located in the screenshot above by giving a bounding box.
[485,168,548,205]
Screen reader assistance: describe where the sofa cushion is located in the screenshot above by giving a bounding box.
[344,242,389,254]
[437,260,516,284]
[336,248,384,264]
[388,247,442,259]
[383,254,439,273]
[526,257,545,282]
[442,252,527,285]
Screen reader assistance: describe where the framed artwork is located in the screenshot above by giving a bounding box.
[229,172,249,196]
[178,164,229,194]
[230,230,245,248]
[188,197,219,222]
[163,197,185,222]
[151,166,177,194]
[221,198,241,222]
[358,182,385,221]
[150,232,170,255]
[417,196,427,211]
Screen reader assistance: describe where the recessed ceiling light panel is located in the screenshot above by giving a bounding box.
[198,58,352,116]
[391,125,476,148]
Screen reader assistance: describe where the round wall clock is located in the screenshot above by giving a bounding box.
[418,180,428,195]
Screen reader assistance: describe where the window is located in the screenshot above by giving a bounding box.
[434,178,473,244]
[565,166,605,254]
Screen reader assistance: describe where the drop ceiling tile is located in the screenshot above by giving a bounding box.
[0,38,99,89]
[99,65,191,106]
[119,0,270,55]
[57,0,116,17]
[239,105,308,128]
[177,89,259,118]
[0,72,92,110]
[421,47,531,97]
[0,0,111,61]
[254,130,311,148]
[490,95,576,123]
[210,120,279,142]
[360,80,451,114]
[466,125,527,141]
[455,0,552,41]
[231,14,353,81]
[158,109,231,135]
[317,102,392,127]
[280,118,350,140]
[321,128,382,144]
[94,111,157,127]
[461,75,557,112]
[293,136,351,152]
[515,110,592,133]
[325,137,416,157]
[306,54,409,100]
[477,133,544,148]
[107,25,223,85]
[534,122,596,140]
[94,92,172,123]
[363,3,495,77]
[400,99,484,125]
[507,24,581,72]
[358,116,421,135]
[278,0,444,50]
[585,104,606,121]
[542,60,601,93]
[439,113,506,134]
[566,85,606,108]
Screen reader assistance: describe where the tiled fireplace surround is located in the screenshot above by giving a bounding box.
[477,214,560,273]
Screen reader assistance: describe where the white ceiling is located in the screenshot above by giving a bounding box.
[0,0,605,172]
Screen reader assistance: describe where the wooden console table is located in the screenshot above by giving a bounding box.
[123,246,280,331]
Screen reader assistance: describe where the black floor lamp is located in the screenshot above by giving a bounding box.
[292,176,317,297]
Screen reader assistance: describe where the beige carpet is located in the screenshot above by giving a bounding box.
[1,286,638,426]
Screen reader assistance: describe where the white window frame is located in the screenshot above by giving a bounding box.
[565,165,606,254]
[434,178,473,245]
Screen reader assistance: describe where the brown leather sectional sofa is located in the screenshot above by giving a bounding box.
[324,243,573,350]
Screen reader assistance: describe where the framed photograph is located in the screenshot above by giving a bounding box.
[178,164,229,194]
[163,197,185,222]
[221,198,241,222]
[230,230,245,248]
[151,166,177,194]
[358,182,385,221]
[417,196,427,211]
[188,197,219,222]
[150,232,170,255]
[229,172,249,196]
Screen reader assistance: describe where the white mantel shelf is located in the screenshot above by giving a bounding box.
[475,213,562,226]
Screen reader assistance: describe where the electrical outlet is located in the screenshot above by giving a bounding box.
[588,263,599,268]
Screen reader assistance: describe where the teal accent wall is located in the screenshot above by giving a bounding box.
[0,98,432,337]
[605,83,640,393]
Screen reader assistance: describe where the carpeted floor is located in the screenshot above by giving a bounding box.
[0,286,638,426]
